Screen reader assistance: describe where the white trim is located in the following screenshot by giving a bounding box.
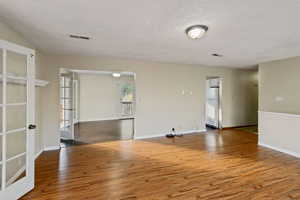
[6,166,26,187]
[258,110,300,118]
[6,128,26,135]
[71,69,135,76]
[0,40,35,55]
[44,146,60,151]
[258,142,300,159]
[6,102,26,106]
[6,152,26,163]
[222,124,258,129]
[0,74,49,87]
[181,129,206,134]
[79,116,135,123]
[35,79,49,87]
[134,133,166,140]
[35,149,43,160]
[2,49,7,189]
[134,129,206,140]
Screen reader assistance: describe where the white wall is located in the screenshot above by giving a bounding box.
[259,111,300,157]
[38,55,258,148]
[78,73,134,121]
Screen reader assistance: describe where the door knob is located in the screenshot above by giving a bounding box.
[28,124,36,130]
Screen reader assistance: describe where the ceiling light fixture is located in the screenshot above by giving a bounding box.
[185,25,208,40]
[112,73,121,78]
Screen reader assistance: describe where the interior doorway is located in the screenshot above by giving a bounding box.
[59,69,136,147]
[205,77,222,130]
[59,69,75,141]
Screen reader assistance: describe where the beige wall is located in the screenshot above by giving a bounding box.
[259,57,300,114]
[78,73,134,121]
[39,55,258,147]
[259,57,300,157]
[228,69,258,125]
[0,19,259,151]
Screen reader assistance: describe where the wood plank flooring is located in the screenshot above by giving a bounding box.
[73,119,134,144]
[22,129,300,200]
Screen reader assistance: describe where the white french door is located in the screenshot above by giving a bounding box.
[60,73,74,140]
[0,40,35,199]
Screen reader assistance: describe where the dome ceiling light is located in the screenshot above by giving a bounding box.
[185,25,208,40]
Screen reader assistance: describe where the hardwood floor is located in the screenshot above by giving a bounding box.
[72,119,134,145]
[22,129,300,200]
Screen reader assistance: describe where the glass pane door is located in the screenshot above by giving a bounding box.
[60,74,74,140]
[0,49,3,190]
[4,50,27,187]
[0,40,35,199]
[0,40,35,200]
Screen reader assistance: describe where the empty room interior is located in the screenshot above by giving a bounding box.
[0,1,300,199]
[60,69,136,146]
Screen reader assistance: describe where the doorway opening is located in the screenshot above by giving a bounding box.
[205,77,222,130]
[59,69,136,147]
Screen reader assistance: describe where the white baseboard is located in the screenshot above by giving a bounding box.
[258,142,300,159]
[134,133,165,140]
[79,116,135,123]
[181,129,206,134]
[222,123,258,129]
[44,146,60,151]
[135,129,206,140]
[35,149,44,159]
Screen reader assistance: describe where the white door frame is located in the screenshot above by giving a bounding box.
[0,40,35,199]
[205,77,223,129]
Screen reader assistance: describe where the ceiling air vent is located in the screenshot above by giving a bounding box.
[212,53,223,57]
[69,34,91,40]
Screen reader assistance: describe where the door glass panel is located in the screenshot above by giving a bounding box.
[0,107,2,133]
[4,50,28,188]
[63,110,72,121]
[6,105,26,131]
[0,49,2,191]
[64,77,72,87]
[6,51,27,77]
[62,100,72,110]
[0,49,3,74]
[6,154,26,187]
[0,164,2,189]
[60,88,72,98]
[0,50,2,105]
[7,83,26,104]
[6,131,26,159]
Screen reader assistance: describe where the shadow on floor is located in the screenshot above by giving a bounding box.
[61,118,134,147]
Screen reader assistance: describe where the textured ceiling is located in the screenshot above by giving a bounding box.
[1,0,300,68]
